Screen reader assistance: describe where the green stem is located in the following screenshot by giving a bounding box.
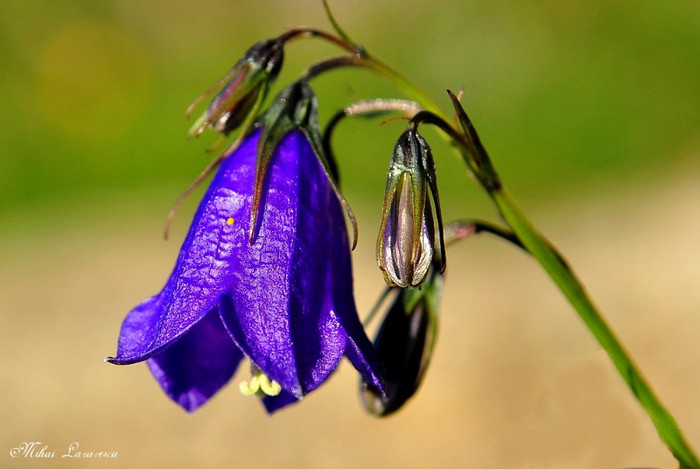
[295,23,698,465]
[359,58,444,118]
[354,42,699,469]
[491,187,699,469]
[320,0,356,48]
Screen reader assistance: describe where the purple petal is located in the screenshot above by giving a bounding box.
[219,131,347,398]
[107,295,164,364]
[261,389,300,414]
[146,308,243,412]
[109,131,261,363]
[328,199,387,394]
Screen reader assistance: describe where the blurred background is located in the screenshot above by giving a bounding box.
[1,0,699,467]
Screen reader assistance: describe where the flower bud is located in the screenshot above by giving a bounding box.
[361,219,505,416]
[360,268,443,417]
[187,39,284,138]
[376,130,444,288]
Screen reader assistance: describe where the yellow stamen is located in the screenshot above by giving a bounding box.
[226,217,234,225]
[238,375,260,396]
[259,374,282,396]
[239,371,282,397]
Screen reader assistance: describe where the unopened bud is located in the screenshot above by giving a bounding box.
[187,39,284,138]
[377,129,443,288]
[360,268,443,416]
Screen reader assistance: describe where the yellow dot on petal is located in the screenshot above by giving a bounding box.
[226,217,234,225]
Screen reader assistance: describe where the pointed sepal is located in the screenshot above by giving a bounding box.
[248,81,358,248]
[446,90,501,191]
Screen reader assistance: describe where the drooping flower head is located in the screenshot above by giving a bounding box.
[108,82,384,413]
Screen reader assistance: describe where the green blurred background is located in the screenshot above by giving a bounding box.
[2,0,699,467]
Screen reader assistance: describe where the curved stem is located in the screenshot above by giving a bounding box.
[443,218,523,250]
[358,58,444,119]
[300,52,443,119]
[277,27,360,54]
[490,187,699,469]
[321,0,356,48]
[282,24,698,464]
[449,99,698,468]
[327,36,699,468]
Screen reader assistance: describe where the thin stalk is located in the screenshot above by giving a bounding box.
[289,23,699,466]
[334,37,699,469]
[282,26,442,117]
[303,54,443,118]
[321,0,356,48]
[359,58,444,118]
[278,27,359,54]
[490,187,699,469]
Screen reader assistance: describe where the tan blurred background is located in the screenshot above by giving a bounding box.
[2,0,699,467]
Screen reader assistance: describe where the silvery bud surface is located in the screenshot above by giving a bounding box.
[376,129,444,288]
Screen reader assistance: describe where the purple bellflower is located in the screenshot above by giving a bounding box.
[108,127,385,413]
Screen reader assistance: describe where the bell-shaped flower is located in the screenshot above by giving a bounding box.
[377,129,445,288]
[107,128,385,413]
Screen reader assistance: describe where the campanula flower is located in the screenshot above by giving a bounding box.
[108,128,385,413]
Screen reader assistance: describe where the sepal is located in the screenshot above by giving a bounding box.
[446,90,501,191]
[249,81,357,247]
